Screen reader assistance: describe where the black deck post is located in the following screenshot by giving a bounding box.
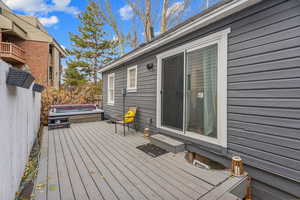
[122,88,126,136]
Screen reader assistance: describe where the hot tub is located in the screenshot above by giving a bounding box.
[49,104,104,123]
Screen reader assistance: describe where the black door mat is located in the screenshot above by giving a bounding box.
[136,143,169,157]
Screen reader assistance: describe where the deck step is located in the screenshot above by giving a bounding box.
[150,134,185,153]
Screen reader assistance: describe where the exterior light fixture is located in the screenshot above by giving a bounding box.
[146,63,154,70]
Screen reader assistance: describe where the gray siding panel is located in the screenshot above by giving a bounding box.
[228,88,300,98]
[103,0,300,198]
[228,46,300,67]
[229,128,300,150]
[251,180,298,200]
[103,56,157,130]
[229,26,300,52]
[228,68,300,83]
[228,121,300,140]
[228,57,300,76]
[228,98,300,109]
[228,15,300,45]
[228,78,300,90]
[228,113,300,129]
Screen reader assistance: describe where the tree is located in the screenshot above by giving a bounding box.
[64,59,88,87]
[67,0,117,84]
[97,0,127,55]
[160,0,169,33]
[96,0,192,53]
[123,0,192,42]
[125,0,153,42]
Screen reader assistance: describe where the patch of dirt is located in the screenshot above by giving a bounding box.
[15,126,43,200]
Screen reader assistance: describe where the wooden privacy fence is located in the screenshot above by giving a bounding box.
[0,60,41,200]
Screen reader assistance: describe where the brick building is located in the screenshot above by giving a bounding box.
[0,1,67,88]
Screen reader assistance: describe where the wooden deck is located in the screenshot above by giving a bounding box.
[32,122,247,200]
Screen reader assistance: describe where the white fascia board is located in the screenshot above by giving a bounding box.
[99,0,261,73]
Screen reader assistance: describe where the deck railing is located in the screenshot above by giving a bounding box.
[0,42,25,62]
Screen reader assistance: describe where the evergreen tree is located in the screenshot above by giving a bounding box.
[67,0,117,85]
[64,59,88,86]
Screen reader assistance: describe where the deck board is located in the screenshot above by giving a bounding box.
[84,125,195,200]
[32,122,246,200]
[79,127,163,200]
[73,127,134,200]
[78,129,147,200]
[86,125,208,198]
[54,129,74,200]
[47,129,61,200]
[59,129,90,200]
[62,128,103,200]
[66,127,119,200]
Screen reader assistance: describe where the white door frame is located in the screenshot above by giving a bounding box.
[156,28,230,148]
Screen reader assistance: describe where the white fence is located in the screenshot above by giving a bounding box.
[0,60,41,200]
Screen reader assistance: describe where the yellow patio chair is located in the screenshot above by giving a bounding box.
[112,107,137,136]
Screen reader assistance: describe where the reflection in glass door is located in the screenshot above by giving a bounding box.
[161,53,184,130]
[185,44,218,138]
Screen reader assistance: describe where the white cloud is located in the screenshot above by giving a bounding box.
[51,0,79,15]
[3,0,48,14]
[52,0,70,8]
[3,0,79,16]
[166,1,185,18]
[38,16,59,27]
[119,4,133,20]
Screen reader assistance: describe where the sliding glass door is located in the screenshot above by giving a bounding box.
[157,29,229,146]
[185,44,218,138]
[161,53,184,130]
[159,44,218,138]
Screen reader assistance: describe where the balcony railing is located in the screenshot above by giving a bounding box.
[0,42,26,63]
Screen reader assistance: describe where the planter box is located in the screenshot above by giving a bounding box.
[32,83,45,92]
[6,67,35,89]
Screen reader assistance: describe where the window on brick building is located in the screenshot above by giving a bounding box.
[49,66,53,81]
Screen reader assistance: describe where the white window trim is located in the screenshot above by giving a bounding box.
[127,65,137,92]
[107,73,115,105]
[156,28,230,148]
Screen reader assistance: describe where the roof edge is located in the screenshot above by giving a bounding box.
[99,0,261,73]
[52,38,68,57]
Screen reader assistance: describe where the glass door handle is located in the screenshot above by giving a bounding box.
[197,92,204,98]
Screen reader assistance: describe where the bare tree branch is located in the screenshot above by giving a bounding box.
[125,0,153,42]
[167,0,191,29]
[144,0,152,41]
[97,0,126,55]
[160,0,169,33]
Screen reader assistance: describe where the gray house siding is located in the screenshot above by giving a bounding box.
[103,55,157,130]
[103,0,300,199]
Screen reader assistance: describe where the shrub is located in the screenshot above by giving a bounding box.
[41,83,102,125]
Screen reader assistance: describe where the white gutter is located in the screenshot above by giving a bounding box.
[99,0,261,73]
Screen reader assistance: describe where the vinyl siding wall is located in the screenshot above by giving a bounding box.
[103,0,300,199]
[103,55,157,131]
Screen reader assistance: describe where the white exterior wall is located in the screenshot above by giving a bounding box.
[0,60,41,200]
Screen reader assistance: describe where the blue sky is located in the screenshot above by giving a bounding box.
[3,0,221,56]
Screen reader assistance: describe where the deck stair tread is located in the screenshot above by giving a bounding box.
[150,134,185,153]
